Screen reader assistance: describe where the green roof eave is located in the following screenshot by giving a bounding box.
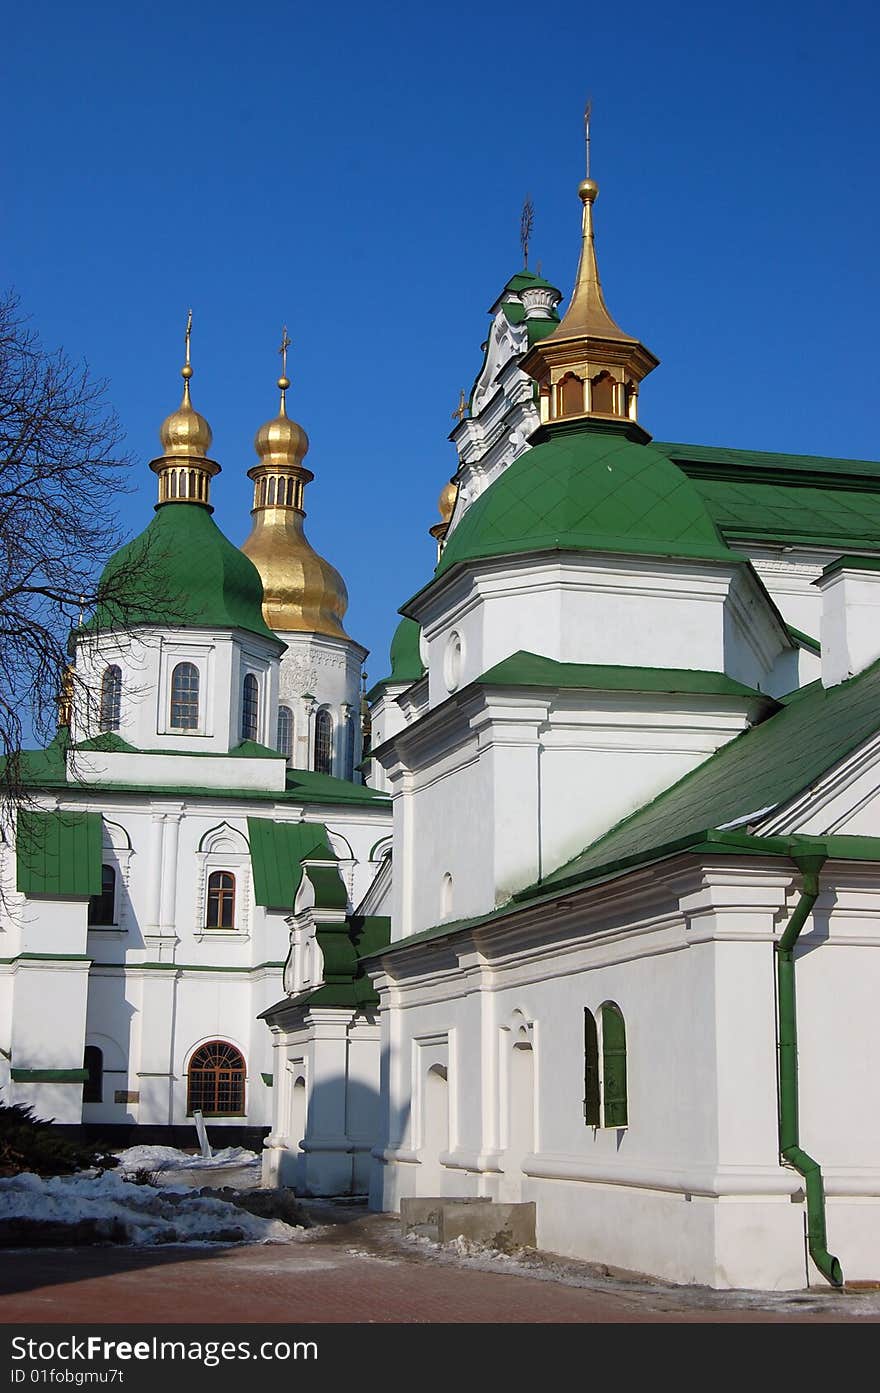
[656,441,880,488]
[787,625,821,654]
[363,830,880,964]
[818,554,880,579]
[477,652,778,704]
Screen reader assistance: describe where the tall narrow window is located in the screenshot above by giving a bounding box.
[601,1003,628,1127]
[241,673,259,742]
[82,1046,103,1104]
[277,705,293,759]
[206,871,235,929]
[583,1008,600,1126]
[187,1041,246,1115]
[88,864,116,926]
[314,709,333,775]
[170,662,199,730]
[100,666,122,732]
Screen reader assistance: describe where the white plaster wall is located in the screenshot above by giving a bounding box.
[370,865,842,1289]
[3,791,390,1132]
[275,631,365,778]
[73,627,282,756]
[416,557,790,711]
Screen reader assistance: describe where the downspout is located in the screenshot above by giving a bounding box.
[776,853,842,1287]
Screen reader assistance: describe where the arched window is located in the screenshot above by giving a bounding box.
[88,864,116,926]
[241,673,259,742]
[559,372,584,416]
[591,371,616,415]
[601,1003,628,1127]
[314,709,333,775]
[277,705,293,759]
[83,1045,103,1104]
[206,871,235,929]
[170,662,199,730]
[187,1041,246,1116]
[100,666,122,732]
[584,1008,600,1125]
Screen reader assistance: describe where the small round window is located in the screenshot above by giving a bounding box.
[443,631,463,692]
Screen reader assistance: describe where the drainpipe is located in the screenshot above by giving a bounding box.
[776,853,842,1287]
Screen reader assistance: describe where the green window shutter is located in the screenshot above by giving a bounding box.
[601,1003,628,1127]
[584,1008,600,1125]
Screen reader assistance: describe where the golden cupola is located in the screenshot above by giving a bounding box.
[429,479,459,553]
[241,332,350,639]
[150,311,220,505]
[521,162,659,430]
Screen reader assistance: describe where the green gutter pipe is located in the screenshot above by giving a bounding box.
[776,854,843,1287]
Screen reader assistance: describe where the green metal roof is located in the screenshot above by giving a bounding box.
[389,616,424,682]
[247,819,337,908]
[9,737,388,808]
[16,810,102,897]
[433,421,737,584]
[81,501,279,645]
[536,658,880,894]
[478,651,775,702]
[654,441,880,552]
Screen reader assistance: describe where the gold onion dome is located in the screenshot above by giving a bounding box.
[438,481,458,523]
[151,313,220,506]
[159,370,214,458]
[241,336,349,639]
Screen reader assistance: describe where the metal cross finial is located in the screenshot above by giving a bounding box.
[77,594,85,627]
[185,309,193,367]
[452,389,467,424]
[520,194,535,270]
[279,325,291,379]
[584,97,593,179]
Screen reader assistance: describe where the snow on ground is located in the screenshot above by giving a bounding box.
[0,1170,302,1246]
[115,1144,260,1175]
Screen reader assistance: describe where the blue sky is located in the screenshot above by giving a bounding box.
[3,0,878,679]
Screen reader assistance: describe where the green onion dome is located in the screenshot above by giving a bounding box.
[85,501,278,644]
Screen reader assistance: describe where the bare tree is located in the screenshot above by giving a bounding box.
[0,290,164,808]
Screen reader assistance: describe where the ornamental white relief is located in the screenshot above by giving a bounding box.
[280,658,320,698]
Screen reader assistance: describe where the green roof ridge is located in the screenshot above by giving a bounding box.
[477,651,775,701]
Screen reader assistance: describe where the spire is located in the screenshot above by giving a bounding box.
[150,310,220,507]
[544,179,633,346]
[521,112,659,432]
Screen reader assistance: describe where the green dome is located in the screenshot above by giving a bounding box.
[85,502,278,643]
[389,617,425,682]
[437,423,736,578]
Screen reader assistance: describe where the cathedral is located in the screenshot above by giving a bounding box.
[4,157,880,1292]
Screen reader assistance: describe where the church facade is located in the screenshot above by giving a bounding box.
[0,340,392,1154]
[4,159,880,1292]
[355,174,880,1291]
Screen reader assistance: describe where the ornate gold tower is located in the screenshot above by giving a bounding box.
[520,179,658,428]
[150,311,220,505]
[241,334,349,639]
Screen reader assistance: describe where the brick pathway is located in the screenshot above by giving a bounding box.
[0,1207,876,1324]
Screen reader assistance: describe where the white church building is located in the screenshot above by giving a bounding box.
[4,160,880,1293]
[350,172,880,1291]
[0,339,392,1160]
